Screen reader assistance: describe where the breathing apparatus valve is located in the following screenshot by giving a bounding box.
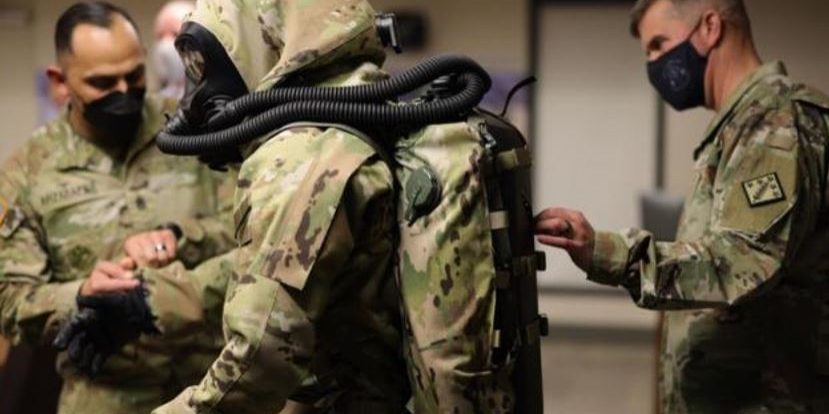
[376,13,402,54]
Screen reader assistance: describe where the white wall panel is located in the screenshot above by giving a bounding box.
[534,3,658,288]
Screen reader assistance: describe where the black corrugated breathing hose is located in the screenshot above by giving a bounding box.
[156,54,491,155]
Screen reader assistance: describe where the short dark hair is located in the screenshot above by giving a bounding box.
[629,0,751,38]
[54,1,139,56]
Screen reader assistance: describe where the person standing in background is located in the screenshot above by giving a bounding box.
[0,2,235,413]
[151,1,194,100]
[535,0,829,412]
[0,35,73,414]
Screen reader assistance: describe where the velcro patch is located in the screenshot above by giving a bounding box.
[742,173,786,207]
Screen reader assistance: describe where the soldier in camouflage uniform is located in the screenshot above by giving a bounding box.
[0,3,235,413]
[139,0,409,412]
[537,0,829,413]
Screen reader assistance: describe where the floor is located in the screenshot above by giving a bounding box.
[539,292,658,414]
[541,333,656,414]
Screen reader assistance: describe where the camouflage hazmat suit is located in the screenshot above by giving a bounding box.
[589,63,829,413]
[152,0,408,412]
[0,95,236,414]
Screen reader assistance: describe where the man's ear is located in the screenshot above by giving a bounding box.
[700,9,724,50]
[46,65,65,85]
[46,65,70,106]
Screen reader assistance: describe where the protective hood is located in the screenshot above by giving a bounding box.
[157,0,492,165]
[186,0,386,92]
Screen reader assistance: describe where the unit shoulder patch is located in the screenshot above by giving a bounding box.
[742,172,786,208]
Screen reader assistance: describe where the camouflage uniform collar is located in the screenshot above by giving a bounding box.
[53,109,107,172]
[125,103,160,163]
[54,101,157,173]
[694,61,788,160]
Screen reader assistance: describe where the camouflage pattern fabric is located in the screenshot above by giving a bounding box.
[187,0,384,92]
[141,251,234,412]
[396,123,514,413]
[153,1,407,412]
[0,95,236,414]
[589,62,829,413]
[141,251,235,347]
[136,239,338,414]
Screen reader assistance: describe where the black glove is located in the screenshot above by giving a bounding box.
[53,307,113,376]
[54,286,159,377]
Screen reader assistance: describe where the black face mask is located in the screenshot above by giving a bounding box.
[83,88,146,139]
[647,26,709,111]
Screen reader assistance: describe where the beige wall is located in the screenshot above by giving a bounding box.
[372,0,528,72]
[534,3,659,288]
[0,1,36,160]
[664,0,829,196]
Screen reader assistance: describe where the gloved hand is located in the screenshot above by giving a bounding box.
[54,286,160,377]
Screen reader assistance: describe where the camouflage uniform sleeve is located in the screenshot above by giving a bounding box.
[154,133,387,414]
[174,170,237,268]
[589,107,820,310]
[140,250,236,343]
[0,152,84,343]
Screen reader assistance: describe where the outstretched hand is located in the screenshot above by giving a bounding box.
[535,207,595,272]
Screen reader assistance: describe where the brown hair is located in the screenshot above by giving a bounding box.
[629,0,750,38]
